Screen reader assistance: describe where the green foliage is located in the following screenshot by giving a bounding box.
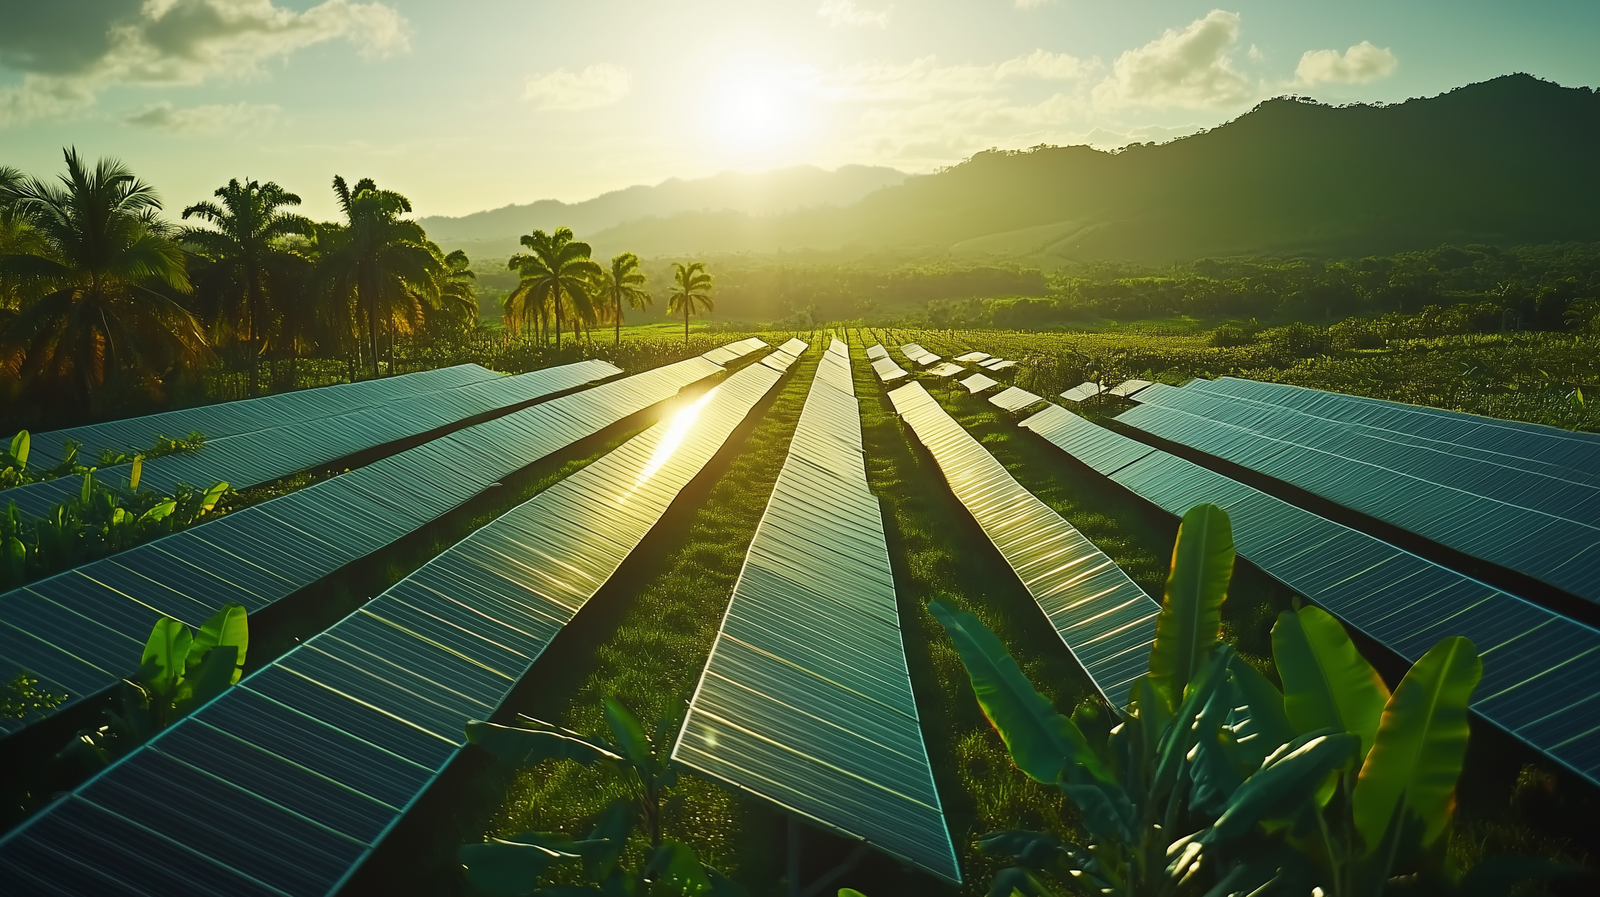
[60,604,248,772]
[463,700,740,896]
[1147,503,1233,709]
[1,671,66,720]
[668,262,715,346]
[1272,605,1390,760]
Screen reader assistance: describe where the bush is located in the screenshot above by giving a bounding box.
[1208,323,1257,348]
[1263,321,1331,357]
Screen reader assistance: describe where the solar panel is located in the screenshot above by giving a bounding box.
[1183,377,1600,487]
[926,362,965,378]
[955,351,990,363]
[0,363,790,896]
[872,356,909,382]
[866,344,889,360]
[1117,387,1600,604]
[960,373,999,394]
[1059,382,1106,403]
[1107,379,1155,398]
[3,360,621,520]
[890,384,1158,706]
[1019,403,1600,787]
[676,344,960,884]
[700,337,770,366]
[18,365,502,469]
[985,360,1018,372]
[1127,381,1184,404]
[978,358,1005,369]
[989,387,1044,412]
[778,338,808,355]
[0,357,723,736]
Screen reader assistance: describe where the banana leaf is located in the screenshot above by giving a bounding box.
[1273,605,1390,758]
[190,603,248,682]
[1148,504,1233,709]
[1206,731,1360,843]
[458,838,572,897]
[1352,636,1480,853]
[139,616,192,693]
[467,720,622,767]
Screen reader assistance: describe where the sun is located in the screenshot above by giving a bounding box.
[710,69,803,147]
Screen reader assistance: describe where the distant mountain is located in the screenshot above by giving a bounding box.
[420,164,906,257]
[586,74,1600,263]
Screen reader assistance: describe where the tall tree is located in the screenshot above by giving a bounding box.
[667,261,714,345]
[507,228,600,350]
[181,179,312,396]
[324,176,438,377]
[0,148,209,415]
[420,245,478,340]
[601,251,651,347]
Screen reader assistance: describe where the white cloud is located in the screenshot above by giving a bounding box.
[1093,9,1253,109]
[1294,41,1397,86]
[524,64,633,111]
[813,50,1089,102]
[818,1,891,28]
[123,100,281,134]
[0,0,408,128]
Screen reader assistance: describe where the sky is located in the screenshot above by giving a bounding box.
[1,1,1597,219]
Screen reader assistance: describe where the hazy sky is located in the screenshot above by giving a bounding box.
[2,1,1596,218]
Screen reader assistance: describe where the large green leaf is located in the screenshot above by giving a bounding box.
[457,839,567,896]
[1272,605,1390,758]
[1206,731,1360,843]
[930,601,1106,784]
[603,697,653,777]
[140,617,192,692]
[10,430,29,468]
[1148,504,1233,708]
[1352,636,1481,853]
[190,603,248,683]
[174,645,239,714]
[1225,656,1295,772]
[466,720,621,767]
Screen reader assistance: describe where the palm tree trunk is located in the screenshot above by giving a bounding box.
[248,279,261,398]
[615,293,621,347]
[684,304,689,345]
[555,288,563,351]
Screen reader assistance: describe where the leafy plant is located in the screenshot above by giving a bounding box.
[1,670,66,720]
[460,698,743,896]
[934,503,1573,896]
[60,603,248,771]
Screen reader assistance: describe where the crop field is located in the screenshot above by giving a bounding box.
[2,328,1597,897]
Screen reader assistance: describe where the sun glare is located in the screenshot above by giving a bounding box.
[711,69,804,146]
[627,386,719,497]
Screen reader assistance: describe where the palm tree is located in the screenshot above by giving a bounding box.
[181,179,312,395]
[0,148,209,415]
[507,228,600,350]
[324,176,439,377]
[420,245,478,340]
[667,261,714,345]
[601,252,651,346]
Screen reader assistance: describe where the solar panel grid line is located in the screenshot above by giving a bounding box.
[0,361,793,897]
[888,382,1159,708]
[1116,393,1600,603]
[988,386,1044,412]
[20,364,502,470]
[0,357,724,738]
[674,344,961,884]
[1019,403,1600,786]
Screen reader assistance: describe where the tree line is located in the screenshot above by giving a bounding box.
[0,149,719,425]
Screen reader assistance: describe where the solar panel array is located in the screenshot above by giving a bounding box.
[927,362,965,378]
[954,351,990,363]
[0,363,790,897]
[871,352,909,382]
[890,384,1158,706]
[676,341,960,884]
[17,365,501,469]
[0,357,722,736]
[901,344,940,366]
[702,337,770,365]
[960,373,999,394]
[1126,381,1182,404]
[1107,379,1154,399]
[1059,382,1106,403]
[762,339,808,373]
[989,387,1044,412]
[979,358,1016,371]
[1019,403,1600,785]
[866,344,889,361]
[1119,382,1600,603]
[3,360,621,519]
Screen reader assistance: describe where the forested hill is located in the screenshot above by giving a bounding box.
[588,74,1600,262]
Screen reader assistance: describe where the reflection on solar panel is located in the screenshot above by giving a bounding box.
[0,357,723,736]
[19,364,501,469]
[1059,381,1106,403]
[701,337,771,365]
[960,373,999,394]
[891,384,1157,706]
[927,362,965,378]
[866,344,889,360]
[955,351,990,363]
[1019,403,1600,786]
[872,356,909,382]
[0,364,789,896]
[676,342,960,884]
[1118,385,1600,604]
[3,360,622,520]
[1107,379,1154,398]
[989,387,1044,412]
[1185,377,1600,487]
[1127,381,1184,404]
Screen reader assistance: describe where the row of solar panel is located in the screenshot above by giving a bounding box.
[0,356,726,736]
[761,338,809,372]
[901,344,940,366]
[3,361,622,519]
[21,364,500,469]
[701,336,772,366]
[676,341,962,884]
[0,362,793,897]
[1020,403,1600,786]
[890,383,1159,708]
[1119,382,1600,604]
[869,346,909,382]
